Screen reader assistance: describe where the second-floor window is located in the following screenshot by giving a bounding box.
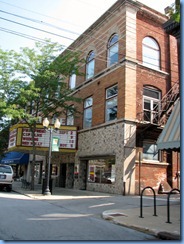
[143,87,160,124]
[69,73,76,89]
[66,106,74,125]
[142,37,160,70]
[107,34,119,67]
[83,97,93,128]
[106,85,118,122]
[86,51,95,80]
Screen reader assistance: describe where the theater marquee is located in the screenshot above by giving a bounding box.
[8,123,77,152]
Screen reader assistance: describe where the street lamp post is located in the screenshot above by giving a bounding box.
[43,118,60,195]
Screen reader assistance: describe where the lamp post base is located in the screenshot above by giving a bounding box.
[43,188,51,195]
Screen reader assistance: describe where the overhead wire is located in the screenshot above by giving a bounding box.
[0,0,82,28]
[0,0,178,110]
[0,17,75,42]
[0,0,178,75]
[0,1,172,52]
[0,10,80,37]
[0,27,57,45]
[0,23,178,77]
[0,0,171,47]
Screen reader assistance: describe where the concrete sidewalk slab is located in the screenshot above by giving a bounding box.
[102,205,180,239]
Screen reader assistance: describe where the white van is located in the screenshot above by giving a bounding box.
[0,164,14,192]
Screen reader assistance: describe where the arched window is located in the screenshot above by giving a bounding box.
[86,51,95,79]
[142,37,160,70]
[107,34,119,67]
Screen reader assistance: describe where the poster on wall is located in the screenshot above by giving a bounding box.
[52,137,60,152]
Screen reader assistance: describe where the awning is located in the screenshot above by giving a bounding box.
[0,152,29,165]
[157,99,180,150]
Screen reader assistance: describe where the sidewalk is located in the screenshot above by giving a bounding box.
[12,181,181,240]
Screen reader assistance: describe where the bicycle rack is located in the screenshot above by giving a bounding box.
[140,186,157,218]
[166,188,180,224]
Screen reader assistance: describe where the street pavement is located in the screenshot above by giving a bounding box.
[12,180,181,240]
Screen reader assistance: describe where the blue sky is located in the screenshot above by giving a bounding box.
[0,0,174,52]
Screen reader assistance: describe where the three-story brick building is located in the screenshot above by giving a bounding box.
[54,0,179,195]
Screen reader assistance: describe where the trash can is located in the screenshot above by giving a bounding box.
[42,179,53,194]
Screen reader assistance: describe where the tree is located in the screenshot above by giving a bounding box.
[165,0,180,23]
[1,39,84,190]
[0,48,28,154]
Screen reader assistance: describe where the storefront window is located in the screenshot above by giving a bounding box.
[88,158,115,184]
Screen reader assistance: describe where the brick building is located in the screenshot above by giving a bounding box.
[53,0,179,195]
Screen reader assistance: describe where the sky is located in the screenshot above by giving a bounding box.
[0,0,175,52]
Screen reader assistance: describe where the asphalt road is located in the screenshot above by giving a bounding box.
[0,191,159,241]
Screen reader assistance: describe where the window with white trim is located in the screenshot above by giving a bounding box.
[83,97,93,128]
[143,87,160,124]
[69,74,76,89]
[142,37,160,70]
[106,85,118,122]
[107,34,119,67]
[86,51,95,80]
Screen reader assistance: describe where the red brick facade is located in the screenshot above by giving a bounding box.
[59,0,179,195]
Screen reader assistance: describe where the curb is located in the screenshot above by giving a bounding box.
[102,211,157,237]
[157,232,180,240]
[102,211,181,240]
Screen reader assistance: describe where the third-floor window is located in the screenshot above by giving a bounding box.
[86,51,95,80]
[107,34,119,67]
[142,37,160,70]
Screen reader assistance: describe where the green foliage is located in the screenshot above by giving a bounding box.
[0,39,83,152]
[167,0,180,23]
[0,39,84,189]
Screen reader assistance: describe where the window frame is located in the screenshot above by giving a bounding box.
[107,34,119,67]
[86,51,95,80]
[83,97,93,129]
[105,84,118,122]
[66,106,74,125]
[143,141,159,161]
[142,37,160,70]
[69,73,76,89]
[143,87,161,124]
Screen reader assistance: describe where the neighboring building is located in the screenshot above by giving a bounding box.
[54,0,179,195]
[156,6,180,191]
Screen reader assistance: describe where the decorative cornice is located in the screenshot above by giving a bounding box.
[163,19,180,39]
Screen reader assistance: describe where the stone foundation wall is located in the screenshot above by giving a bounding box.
[74,120,136,195]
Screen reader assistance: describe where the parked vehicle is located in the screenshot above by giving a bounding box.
[0,164,14,192]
